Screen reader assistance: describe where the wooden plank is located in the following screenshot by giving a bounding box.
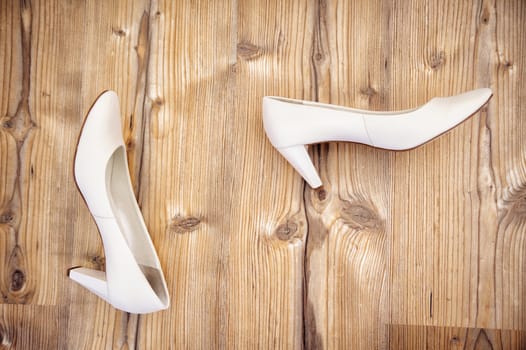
[0,0,37,306]
[388,325,526,350]
[234,1,314,347]
[136,0,310,347]
[1,0,154,348]
[492,0,526,331]
[389,0,484,328]
[303,0,392,348]
[0,0,23,141]
[389,0,526,331]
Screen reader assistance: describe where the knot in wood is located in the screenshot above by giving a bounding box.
[360,86,377,97]
[427,51,446,70]
[89,255,105,270]
[10,269,25,292]
[500,59,513,71]
[125,138,135,151]
[0,210,14,224]
[6,114,36,142]
[275,221,298,241]
[316,188,327,202]
[153,97,164,106]
[512,195,526,216]
[504,185,526,219]
[112,27,126,37]
[449,336,460,345]
[314,52,324,62]
[2,120,13,129]
[341,202,382,230]
[480,7,490,24]
[237,42,263,60]
[170,216,201,234]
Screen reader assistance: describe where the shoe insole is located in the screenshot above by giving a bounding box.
[106,146,168,303]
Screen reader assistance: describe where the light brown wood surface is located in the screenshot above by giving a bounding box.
[0,0,525,349]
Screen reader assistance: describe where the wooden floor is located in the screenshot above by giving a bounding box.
[1,0,525,349]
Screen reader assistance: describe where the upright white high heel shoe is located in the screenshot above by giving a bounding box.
[70,91,169,314]
[263,89,492,188]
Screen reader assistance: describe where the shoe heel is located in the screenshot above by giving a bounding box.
[69,267,109,301]
[277,145,322,188]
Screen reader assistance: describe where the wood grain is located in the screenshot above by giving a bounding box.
[389,325,526,350]
[0,0,524,349]
[389,0,526,332]
[303,0,392,348]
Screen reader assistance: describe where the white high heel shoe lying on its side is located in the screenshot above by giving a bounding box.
[263,89,492,188]
[70,91,169,314]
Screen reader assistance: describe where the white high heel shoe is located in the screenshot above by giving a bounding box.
[263,88,492,188]
[70,91,169,314]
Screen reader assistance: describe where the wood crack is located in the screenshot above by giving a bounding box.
[302,183,309,350]
[133,313,141,349]
[126,2,154,346]
[473,0,498,328]
[309,0,328,103]
[303,0,329,348]
[131,9,152,200]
